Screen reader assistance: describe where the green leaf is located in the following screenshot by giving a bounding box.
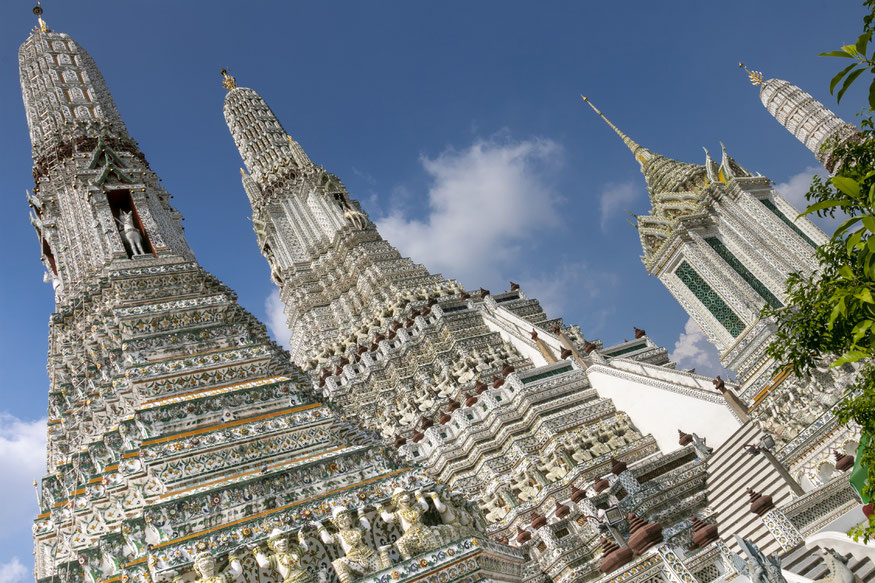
[833,216,863,240]
[852,320,872,342]
[840,265,855,279]
[864,216,875,233]
[843,44,860,56]
[856,288,874,303]
[829,296,847,328]
[867,251,875,279]
[820,50,855,58]
[800,199,851,217]
[857,30,872,57]
[831,350,869,366]
[838,67,866,103]
[848,229,865,254]
[833,176,862,199]
[831,63,860,94]
[869,78,875,110]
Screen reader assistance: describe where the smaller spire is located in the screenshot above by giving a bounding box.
[32,3,48,33]
[581,95,651,165]
[738,62,764,86]
[220,68,237,91]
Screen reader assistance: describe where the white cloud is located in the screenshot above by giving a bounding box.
[774,166,821,212]
[669,317,728,378]
[375,136,562,288]
[0,413,45,575]
[0,558,27,583]
[522,261,618,323]
[265,290,292,350]
[599,180,643,231]
[774,166,844,231]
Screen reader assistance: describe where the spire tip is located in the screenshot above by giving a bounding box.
[739,62,763,86]
[32,2,48,32]
[220,68,237,91]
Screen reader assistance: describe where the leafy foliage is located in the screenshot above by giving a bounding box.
[764,1,875,542]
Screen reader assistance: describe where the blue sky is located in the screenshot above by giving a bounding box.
[0,1,867,578]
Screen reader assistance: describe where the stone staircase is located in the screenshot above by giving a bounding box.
[706,421,795,555]
[781,543,875,582]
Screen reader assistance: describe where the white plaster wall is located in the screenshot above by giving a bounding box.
[481,313,550,367]
[586,367,742,454]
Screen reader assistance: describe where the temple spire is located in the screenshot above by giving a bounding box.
[580,95,653,166]
[742,64,859,173]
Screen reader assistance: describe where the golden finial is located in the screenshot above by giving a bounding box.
[240,168,245,176]
[220,68,237,91]
[33,3,48,33]
[739,62,763,86]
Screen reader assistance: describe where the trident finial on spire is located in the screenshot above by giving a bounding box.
[738,63,764,86]
[580,94,652,166]
[220,68,237,91]
[32,3,48,33]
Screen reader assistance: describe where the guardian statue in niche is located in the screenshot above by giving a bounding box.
[118,210,147,256]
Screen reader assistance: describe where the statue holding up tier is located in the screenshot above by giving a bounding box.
[252,528,315,583]
[316,506,389,583]
[377,488,442,560]
[177,550,242,583]
[428,488,483,539]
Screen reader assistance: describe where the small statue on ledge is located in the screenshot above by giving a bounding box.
[253,528,315,583]
[377,488,442,560]
[317,505,388,583]
[178,550,242,583]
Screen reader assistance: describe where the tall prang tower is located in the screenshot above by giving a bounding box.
[20,11,524,583]
[581,81,860,490]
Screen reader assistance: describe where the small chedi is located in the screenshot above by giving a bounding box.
[16,6,874,583]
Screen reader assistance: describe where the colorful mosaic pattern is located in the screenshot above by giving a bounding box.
[704,238,782,309]
[675,261,745,337]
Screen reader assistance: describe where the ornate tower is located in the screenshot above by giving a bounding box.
[582,95,859,497]
[21,13,515,583]
[222,72,451,363]
[582,97,831,389]
[742,65,860,173]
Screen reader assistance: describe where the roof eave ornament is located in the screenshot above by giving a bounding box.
[32,3,49,33]
[220,68,237,91]
[739,62,764,86]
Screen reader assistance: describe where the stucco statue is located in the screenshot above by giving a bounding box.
[253,528,315,583]
[482,493,508,522]
[377,488,442,560]
[343,209,368,230]
[117,210,146,256]
[179,550,242,583]
[690,433,713,459]
[541,451,569,482]
[316,506,388,583]
[730,536,786,583]
[429,488,484,538]
[815,548,861,583]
